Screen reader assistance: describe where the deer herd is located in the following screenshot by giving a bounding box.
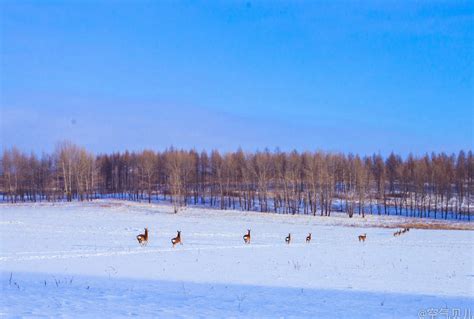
[136,227,410,247]
[393,228,410,237]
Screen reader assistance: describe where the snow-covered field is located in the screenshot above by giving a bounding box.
[1,201,473,318]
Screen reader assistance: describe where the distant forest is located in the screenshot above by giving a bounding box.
[1,142,472,220]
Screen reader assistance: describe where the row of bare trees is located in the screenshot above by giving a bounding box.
[1,142,472,220]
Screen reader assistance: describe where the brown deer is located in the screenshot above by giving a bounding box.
[358,233,367,242]
[306,233,312,243]
[243,229,251,244]
[171,231,182,247]
[136,228,148,246]
[285,233,291,244]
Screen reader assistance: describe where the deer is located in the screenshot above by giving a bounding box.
[358,233,367,242]
[136,228,148,246]
[285,233,291,244]
[171,231,182,247]
[393,230,401,237]
[243,229,251,244]
[306,233,312,243]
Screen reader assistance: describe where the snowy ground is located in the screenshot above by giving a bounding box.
[1,200,473,318]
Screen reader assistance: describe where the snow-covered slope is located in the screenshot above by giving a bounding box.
[1,201,473,318]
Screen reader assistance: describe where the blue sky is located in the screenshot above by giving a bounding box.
[1,1,472,155]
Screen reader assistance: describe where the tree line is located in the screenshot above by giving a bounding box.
[1,142,472,220]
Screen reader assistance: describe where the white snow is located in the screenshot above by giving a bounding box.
[1,200,473,318]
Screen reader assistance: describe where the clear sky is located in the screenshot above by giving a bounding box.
[1,1,472,155]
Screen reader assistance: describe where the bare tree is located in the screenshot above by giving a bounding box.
[1,144,471,221]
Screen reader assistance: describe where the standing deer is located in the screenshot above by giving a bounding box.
[243,229,251,244]
[285,233,291,244]
[358,233,367,242]
[306,233,312,243]
[171,231,182,247]
[136,228,148,246]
